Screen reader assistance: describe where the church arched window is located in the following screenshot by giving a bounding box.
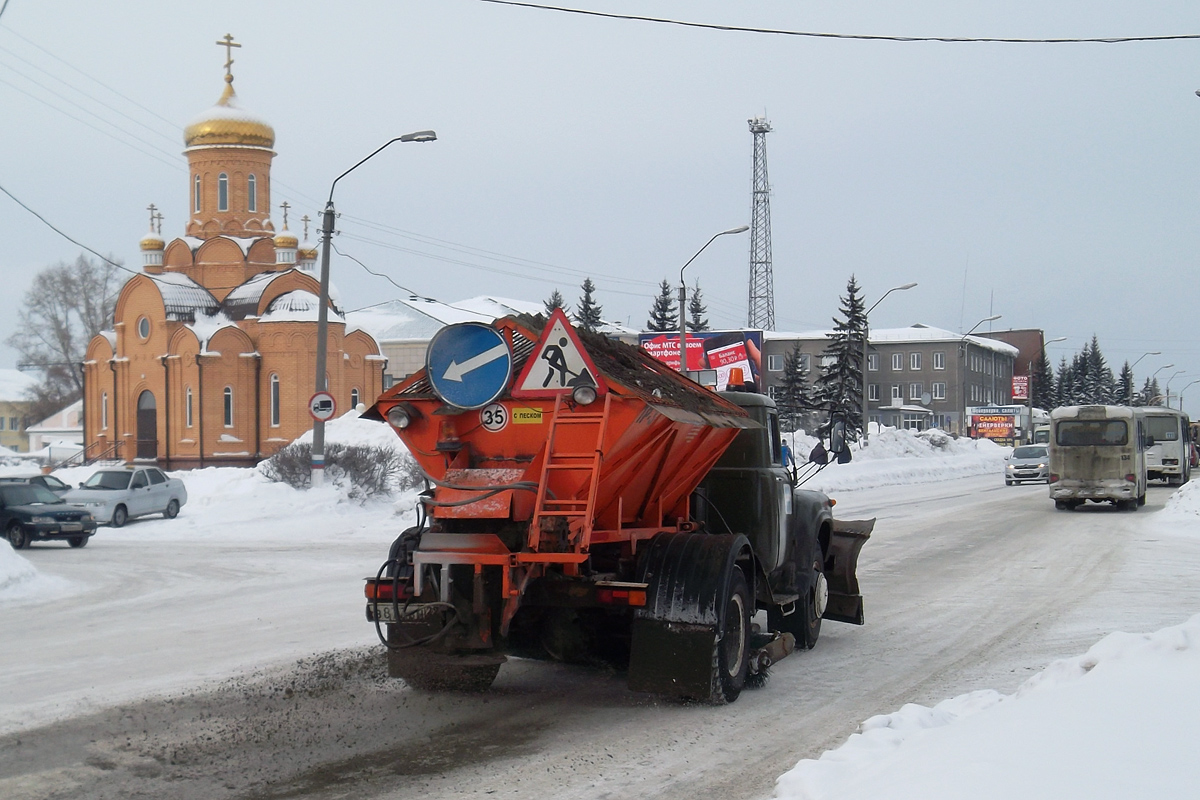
[218,173,229,212]
[351,388,360,409]
[101,391,108,429]
[270,374,280,426]
[223,386,234,427]
[248,174,257,212]
[194,175,201,213]
[185,387,193,428]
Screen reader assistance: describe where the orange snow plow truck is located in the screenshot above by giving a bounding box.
[362,310,873,703]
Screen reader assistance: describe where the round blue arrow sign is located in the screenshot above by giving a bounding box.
[426,322,513,409]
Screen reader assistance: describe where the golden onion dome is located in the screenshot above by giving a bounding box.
[297,244,319,261]
[140,231,165,251]
[184,77,275,149]
[274,229,299,248]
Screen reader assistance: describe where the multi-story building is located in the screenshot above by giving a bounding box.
[761,324,1019,435]
[0,369,37,453]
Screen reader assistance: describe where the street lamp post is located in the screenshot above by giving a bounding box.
[1027,336,1066,443]
[960,314,1002,437]
[1148,364,1175,407]
[677,225,749,374]
[1166,370,1187,409]
[1128,351,1161,404]
[861,282,917,445]
[1179,380,1200,412]
[312,130,437,486]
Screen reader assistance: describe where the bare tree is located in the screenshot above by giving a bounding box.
[7,254,122,420]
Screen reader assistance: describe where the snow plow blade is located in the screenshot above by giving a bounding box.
[822,518,875,625]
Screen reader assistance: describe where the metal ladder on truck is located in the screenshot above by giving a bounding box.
[528,392,611,554]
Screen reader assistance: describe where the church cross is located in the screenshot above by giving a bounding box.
[280,201,290,228]
[301,215,311,240]
[147,203,157,230]
[216,33,241,80]
[154,212,164,235]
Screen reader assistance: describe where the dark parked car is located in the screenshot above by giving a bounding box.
[1,483,97,549]
[0,474,74,496]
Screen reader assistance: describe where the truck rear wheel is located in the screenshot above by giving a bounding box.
[711,567,751,704]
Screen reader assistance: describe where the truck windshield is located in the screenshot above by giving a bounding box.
[1056,420,1128,447]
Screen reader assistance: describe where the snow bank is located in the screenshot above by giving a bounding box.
[786,425,1009,493]
[0,545,73,604]
[775,614,1200,800]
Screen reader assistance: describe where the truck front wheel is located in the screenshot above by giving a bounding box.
[768,558,824,650]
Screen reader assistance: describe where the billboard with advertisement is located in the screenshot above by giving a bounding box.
[639,330,763,391]
[1011,375,1029,401]
[973,414,1015,439]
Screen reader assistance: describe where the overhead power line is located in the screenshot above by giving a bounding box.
[478,1,1200,44]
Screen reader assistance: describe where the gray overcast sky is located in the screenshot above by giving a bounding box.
[2,2,1199,410]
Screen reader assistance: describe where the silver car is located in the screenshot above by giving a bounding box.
[1005,445,1050,485]
[64,467,187,527]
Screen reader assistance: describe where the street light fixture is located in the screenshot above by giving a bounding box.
[960,314,1002,436]
[1130,351,1161,370]
[1179,379,1200,412]
[861,282,917,446]
[1147,363,1175,407]
[677,225,749,374]
[312,130,437,486]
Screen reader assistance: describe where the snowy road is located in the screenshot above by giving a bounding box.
[3,473,1199,800]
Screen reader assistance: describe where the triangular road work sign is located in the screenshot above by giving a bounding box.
[512,308,609,398]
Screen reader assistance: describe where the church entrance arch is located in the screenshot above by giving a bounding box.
[136,390,158,460]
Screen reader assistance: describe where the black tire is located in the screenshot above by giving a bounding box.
[163,499,180,519]
[68,535,88,548]
[1005,479,1013,486]
[768,558,825,651]
[7,522,28,550]
[710,567,751,704]
[1055,500,1072,511]
[111,505,128,528]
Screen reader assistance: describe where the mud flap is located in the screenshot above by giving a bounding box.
[823,518,875,625]
[627,532,751,699]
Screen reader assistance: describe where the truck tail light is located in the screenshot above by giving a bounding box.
[365,579,411,602]
[597,588,647,607]
[1125,474,1137,483]
[1049,473,1059,483]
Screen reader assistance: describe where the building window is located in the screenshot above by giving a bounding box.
[766,385,778,399]
[270,374,280,426]
[248,174,257,212]
[9,417,17,431]
[933,351,945,370]
[185,387,193,428]
[194,175,201,212]
[0,418,5,430]
[351,388,360,409]
[767,354,783,372]
[218,173,229,211]
[799,354,810,372]
[891,353,903,371]
[137,317,150,339]
[910,352,922,370]
[223,386,234,427]
[910,382,923,400]
[932,382,947,400]
[101,391,108,429]
[891,385,902,401]
[867,353,878,371]
[819,355,835,370]
[869,383,879,401]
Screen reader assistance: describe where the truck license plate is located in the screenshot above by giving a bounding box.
[369,603,400,623]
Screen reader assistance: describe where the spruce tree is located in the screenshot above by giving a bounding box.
[646,279,678,332]
[543,289,565,316]
[1116,361,1135,406]
[573,278,603,333]
[778,343,813,432]
[1082,335,1115,404]
[687,280,710,332]
[813,276,866,438]
[1031,351,1056,411]
[1055,356,1072,408]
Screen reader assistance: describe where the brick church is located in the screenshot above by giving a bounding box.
[82,39,383,468]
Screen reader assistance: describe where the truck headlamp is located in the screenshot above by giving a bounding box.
[572,385,598,406]
[387,402,421,430]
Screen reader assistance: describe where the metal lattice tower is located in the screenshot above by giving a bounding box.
[747,116,775,330]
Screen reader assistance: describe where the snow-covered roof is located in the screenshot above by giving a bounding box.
[176,235,270,256]
[221,271,282,320]
[26,399,82,432]
[0,369,38,402]
[260,290,344,323]
[186,311,238,347]
[765,324,1020,357]
[151,273,219,321]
